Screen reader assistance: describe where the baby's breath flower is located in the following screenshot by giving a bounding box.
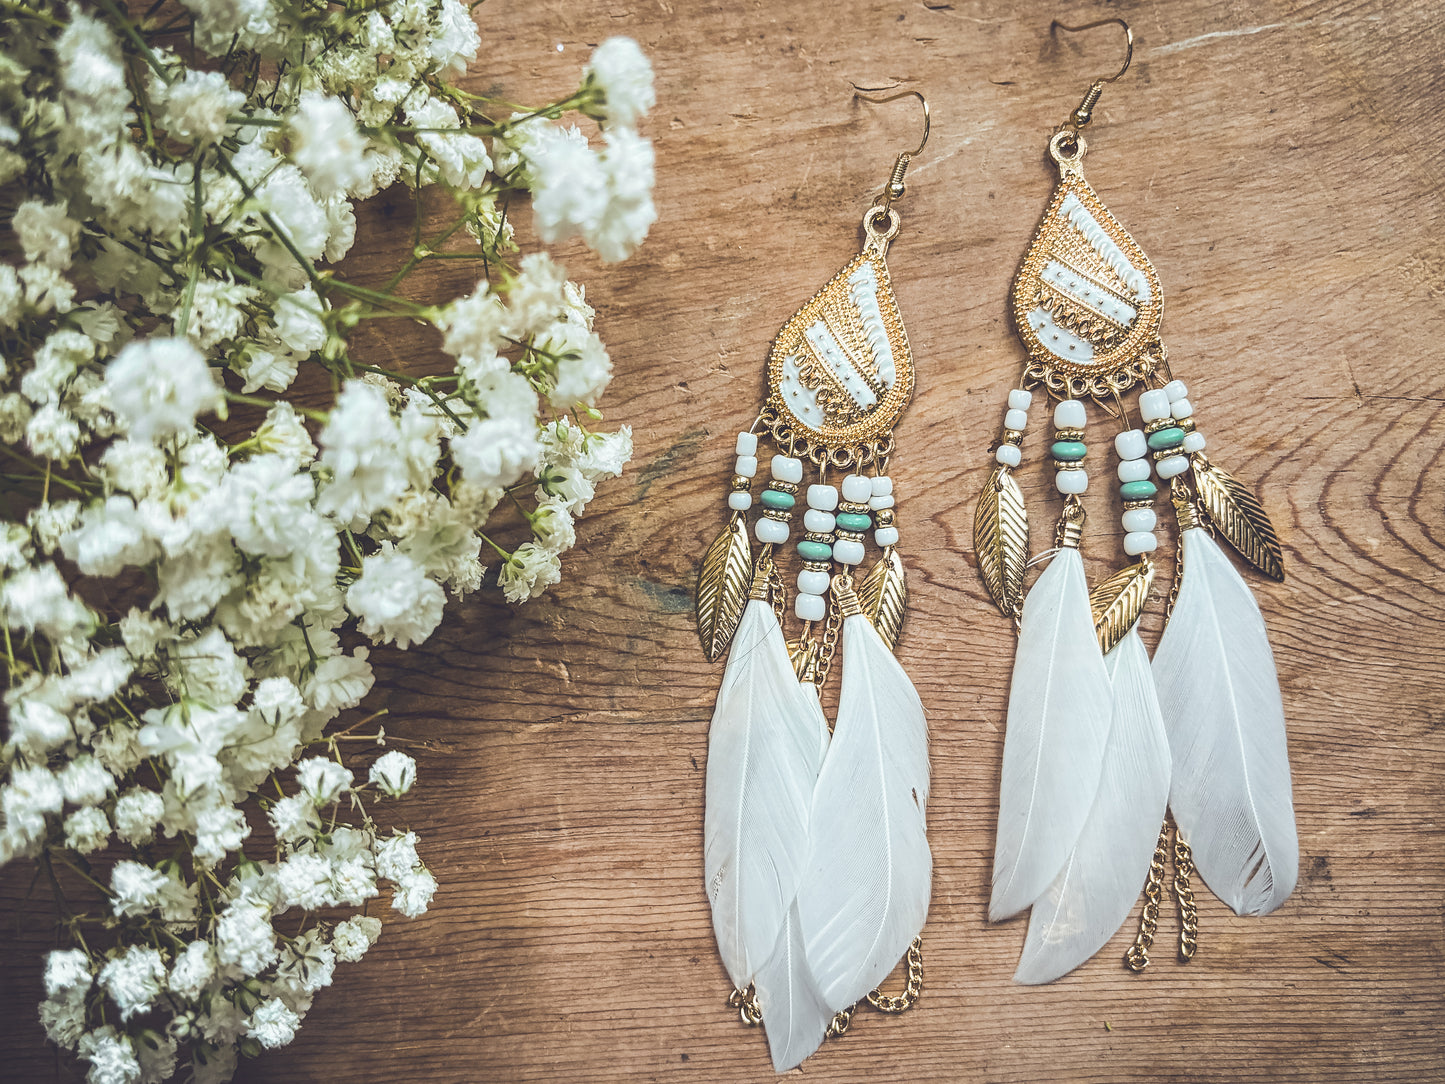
[369,750,417,798]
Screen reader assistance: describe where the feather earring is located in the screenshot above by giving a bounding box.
[973,17,1295,981]
[694,89,933,1071]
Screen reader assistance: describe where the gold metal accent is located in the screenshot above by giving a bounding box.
[1054,426,1084,441]
[851,87,931,210]
[1056,496,1086,549]
[727,985,763,1025]
[838,500,870,515]
[1126,818,1199,972]
[1049,18,1134,128]
[873,507,895,528]
[1170,478,1203,531]
[1173,829,1199,962]
[1144,417,1176,435]
[856,547,907,650]
[789,636,823,683]
[730,474,751,491]
[973,463,1030,621]
[769,480,799,495]
[1001,428,1024,446]
[1088,556,1154,655]
[763,242,914,466]
[760,507,791,522]
[815,588,845,687]
[804,531,833,544]
[1012,166,1164,403]
[832,574,865,619]
[748,549,774,602]
[866,936,923,1013]
[823,936,924,1040]
[1125,822,1169,972]
[1190,454,1286,582]
[696,513,753,661]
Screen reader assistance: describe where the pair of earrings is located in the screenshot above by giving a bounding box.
[693,20,1297,1073]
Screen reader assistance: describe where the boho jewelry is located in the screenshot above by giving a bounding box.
[973,20,1297,985]
[695,90,932,1071]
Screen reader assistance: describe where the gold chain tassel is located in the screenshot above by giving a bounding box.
[1124,823,1169,972]
[1173,831,1199,961]
[825,935,924,1040]
[1126,819,1200,972]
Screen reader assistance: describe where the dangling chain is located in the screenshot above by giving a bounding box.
[1173,830,1199,960]
[813,589,845,689]
[1125,819,1197,971]
[824,935,924,1040]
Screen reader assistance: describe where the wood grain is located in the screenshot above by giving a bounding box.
[5,0,1445,1081]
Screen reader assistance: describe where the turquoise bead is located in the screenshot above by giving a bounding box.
[835,511,872,531]
[1050,440,1087,461]
[1147,427,1186,450]
[797,540,832,561]
[1119,480,1158,501]
[760,489,795,510]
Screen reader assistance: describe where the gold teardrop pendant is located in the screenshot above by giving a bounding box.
[1011,131,1164,404]
[761,213,914,470]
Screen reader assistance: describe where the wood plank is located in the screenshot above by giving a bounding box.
[3,0,1444,1081]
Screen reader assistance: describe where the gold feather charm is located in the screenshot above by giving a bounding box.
[856,547,908,650]
[1088,558,1155,655]
[1189,454,1285,582]
[973,463,1030,621]
[695,513,753,661]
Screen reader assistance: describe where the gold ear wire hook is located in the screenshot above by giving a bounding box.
[1049,18,1133,129]
[851,85,931,211]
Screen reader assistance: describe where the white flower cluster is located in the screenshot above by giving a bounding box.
[0,4,649,1082]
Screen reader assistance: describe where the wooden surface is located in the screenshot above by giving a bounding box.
[5,0,1445,1080]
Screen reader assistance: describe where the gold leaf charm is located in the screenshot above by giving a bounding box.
[695,513,753,661]
[856,547,908,650]
[1190,454,1285,582]
[1089,557,1155,655]
[973,464,1030,620]
[1011,141,1164,404]
[762,243,913,465]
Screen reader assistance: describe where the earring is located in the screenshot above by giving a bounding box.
[695,89,932,1071]
[973,20,1297,984]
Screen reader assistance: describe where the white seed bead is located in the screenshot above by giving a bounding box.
[795,592,826,623]
[755,516,789,544]
[1171,398,1194,421]
[1124,531,1159,556]
[1118,458,1152,483]
[874,526,900,547]
[734,455,758,478]
[803,508,836,533]
[728,491,752,511]
[1004,408,1028,431]
[1054,399,1087,429]
[1156,455,1190,479]
[1008,388,1034,411]
[735,432,758,456]
[841,474,873,503]
[797,569,831,595]
[1139,389,1171,422]
[1055,468,1089,495]
[807,484,839,510]
[1183,431,1207,453]
[1122,507,1157,533]
[871,476,893,497]
[832,538,866,565]
[996,444,1022,468]
[771,455,803,484]
[869,494,895,510]
[1115,429,1148,461]
[1164,380,1189,403]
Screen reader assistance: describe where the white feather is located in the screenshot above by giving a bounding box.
[797,613,931,1010]
[704,599,828,988]
[753,903,834,1072]
[1153,527,1298,916]
[1014,626,1171,984]
[990,548,1113,921]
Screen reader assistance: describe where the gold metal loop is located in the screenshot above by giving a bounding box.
[1048,128,1087,166]
[862,204,901,244]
